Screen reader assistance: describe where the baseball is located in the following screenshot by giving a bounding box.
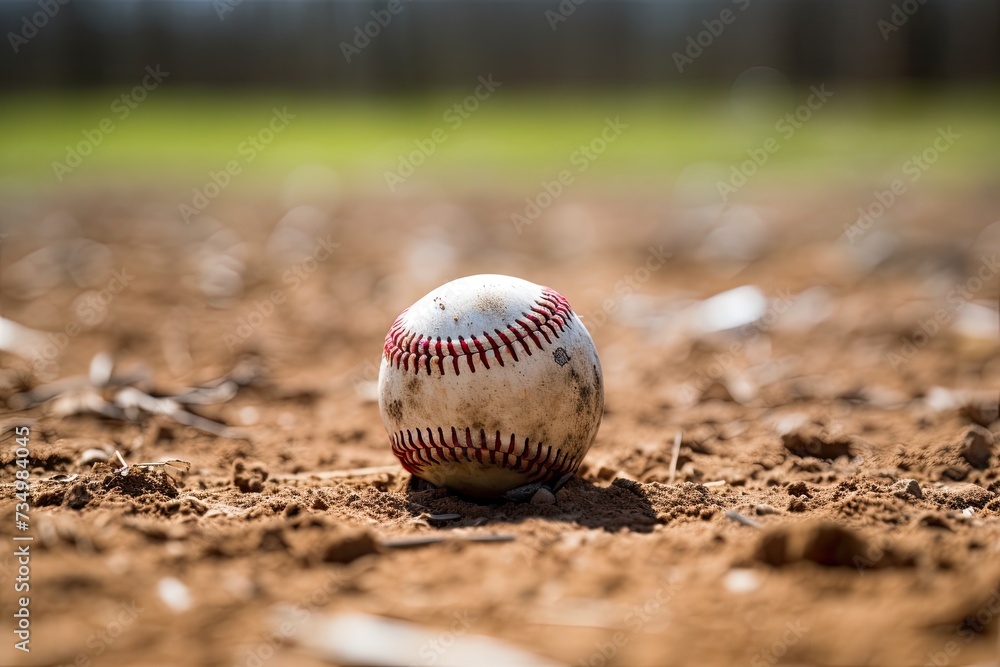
[378,274,604,498]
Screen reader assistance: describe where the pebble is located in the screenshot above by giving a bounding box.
[238,406,260,426]
[724,568,761,594]
[79,448,110,466]
[157,577,193,613]
[960,425,995,469]
[890,478,922,499]
[530,488,556,505]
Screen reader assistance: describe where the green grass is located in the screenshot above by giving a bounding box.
[1,87,998,192]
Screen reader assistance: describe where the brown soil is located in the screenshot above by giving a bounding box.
[1,186,999,667]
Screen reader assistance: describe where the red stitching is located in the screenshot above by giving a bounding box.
[390,427,578,482]
[434,339,445,376]
[458,337,476,373]
[525,313,551,344]
[482,332,504,367]
[383,288,574,375]
[495,329,518,362]
[518,319,544,351]
[471,335,489,369]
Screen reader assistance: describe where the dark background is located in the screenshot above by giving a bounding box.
[2,0,999,90]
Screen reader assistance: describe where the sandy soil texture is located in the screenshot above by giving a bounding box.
[1,187,999,667]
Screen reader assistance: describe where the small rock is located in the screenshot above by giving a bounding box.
[238,406,260,425]
[960,425,995,469]
[63,483,93,510]
[786,481,812,498]
[723,569,760,594]
[317,530,379,564]
[233,459,269,493]
[503,482,542,503]
[787,498,808,513]
[79,448,110,466]
[754,504,777,516]
[782,428,854,460]
[530,488,556,505]
[157,577,192,613]
[890,478,922,499]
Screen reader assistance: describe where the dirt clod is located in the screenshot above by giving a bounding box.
[297,528,381,564]
[890,478,922,499]
[787,497,808,512]
[782,428,854,460]
[100,466,179,500]
[63,483,94,510]
[787,481,812,498]
[233,459,269,493]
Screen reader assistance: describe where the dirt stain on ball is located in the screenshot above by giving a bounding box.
[475,291,507,318]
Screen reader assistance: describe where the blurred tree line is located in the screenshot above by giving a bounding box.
[1,0,997,90]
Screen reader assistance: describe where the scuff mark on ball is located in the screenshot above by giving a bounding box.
[475,291,507,317]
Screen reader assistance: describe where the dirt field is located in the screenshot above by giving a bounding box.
[1,185,999,667]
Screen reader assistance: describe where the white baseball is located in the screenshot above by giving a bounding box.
[378,274,604,498]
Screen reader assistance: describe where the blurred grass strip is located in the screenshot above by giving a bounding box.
[1,87,998,190]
